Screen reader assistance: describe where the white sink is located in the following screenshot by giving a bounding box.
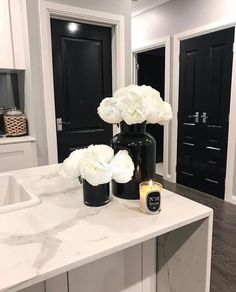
[0,174,40,214]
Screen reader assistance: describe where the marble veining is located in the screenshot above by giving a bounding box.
[0,164,212,291]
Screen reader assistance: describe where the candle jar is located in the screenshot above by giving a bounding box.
[139,181,162,214]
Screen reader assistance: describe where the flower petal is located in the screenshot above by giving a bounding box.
[87,144,114,162]
[110,150,134,183]
[97,97,123,124]
[80,152,112,186]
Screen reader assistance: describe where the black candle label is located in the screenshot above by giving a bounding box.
[146,191,161,212]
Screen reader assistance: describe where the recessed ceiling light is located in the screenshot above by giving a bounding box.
[68,22,79,33]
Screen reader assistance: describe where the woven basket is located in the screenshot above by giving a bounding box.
[4,114,28,137]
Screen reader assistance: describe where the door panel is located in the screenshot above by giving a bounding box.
[51,19,112,162]
[177,27,234,199]
[62,38,103,129]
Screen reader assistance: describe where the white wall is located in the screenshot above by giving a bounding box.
[132,0,236,49]
[23,0,131,165]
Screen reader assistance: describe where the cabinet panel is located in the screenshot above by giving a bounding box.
[0,142,37,172]
[45,273,68,292]
[142,239,157,292]
[0,0,14,68]
[9,0,25,69]
[18,282,45,292]
[68,244,142,292]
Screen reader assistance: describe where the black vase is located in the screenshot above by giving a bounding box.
[83,180,110,207]
[110,121,156,200]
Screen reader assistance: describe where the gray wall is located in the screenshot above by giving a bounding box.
[24,0,131,166]
[132,0,236,48]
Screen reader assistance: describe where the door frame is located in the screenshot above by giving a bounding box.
[38,0,125,164]
[172,19,236,204]
[132,36,171,181]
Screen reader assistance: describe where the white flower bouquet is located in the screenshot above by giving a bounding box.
[97,84,172,125]
[62,144,134,186]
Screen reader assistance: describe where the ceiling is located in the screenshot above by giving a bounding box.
[131,0,172,17]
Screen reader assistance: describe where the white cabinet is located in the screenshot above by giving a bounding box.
[0,0,14,68]
[0,137,37,171]
[9,0,25,69]
[68,244,143,292]
[0,0,25,69]
[18,244,144,292]
[45,274,68,292]
[18,275,68,292]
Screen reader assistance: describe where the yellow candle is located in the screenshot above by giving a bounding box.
[139,180,162,214]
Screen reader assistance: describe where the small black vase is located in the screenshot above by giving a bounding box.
[83,180,110,207]
[111,121,156,200]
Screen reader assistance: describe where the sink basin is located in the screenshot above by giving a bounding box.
[0,174,40,214]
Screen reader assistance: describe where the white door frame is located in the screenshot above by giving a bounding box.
[38,0,125,164]
[132,37,171,181]
[172,19,236,204]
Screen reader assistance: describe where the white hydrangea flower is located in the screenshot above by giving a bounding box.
[62,148,86,178]
[80,152,112,186]
[158,102,173,125]
[97,97,122,124]
[98,84,172,125]
[109,150,134,183]
[117,92,148,125]
[62,144,135,185]
[114,84,136,98]
[87,144,114,163]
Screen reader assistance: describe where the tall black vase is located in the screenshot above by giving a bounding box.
[110,121,156,200]
[83,180,110,207]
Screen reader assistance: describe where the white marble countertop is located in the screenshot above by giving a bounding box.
[0,164,213,292]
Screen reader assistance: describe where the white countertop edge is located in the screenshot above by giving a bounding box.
[0,136,36,145]
[5,209,213,292]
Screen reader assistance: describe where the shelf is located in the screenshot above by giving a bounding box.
[0,135,36,145]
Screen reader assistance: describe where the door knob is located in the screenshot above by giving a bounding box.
[188,112,199,123]
[201,112,208,124]
[56,118,71,131]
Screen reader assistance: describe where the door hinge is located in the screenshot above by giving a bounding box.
[136,63,139,70]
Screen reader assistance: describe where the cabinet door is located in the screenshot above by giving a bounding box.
[68,244,142,292]
[0,142,37,172]
[0,0,14,68]
[45,274,68,292]
[18,282,45,292]
[9,0,25,69]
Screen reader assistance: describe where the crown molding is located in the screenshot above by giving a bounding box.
[131,0,171,18]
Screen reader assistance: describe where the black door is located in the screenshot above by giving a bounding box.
[51,19,112,162]
[177,28,234,199]
[137,47,165,163]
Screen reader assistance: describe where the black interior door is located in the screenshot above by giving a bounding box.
[137,47,165,163]
[177,27,234,199]
[51,19,112,162]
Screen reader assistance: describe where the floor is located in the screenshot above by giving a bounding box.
[156,162,163,176]
[157,176,236,292]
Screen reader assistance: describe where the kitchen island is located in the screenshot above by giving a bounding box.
[0,164,213,292]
